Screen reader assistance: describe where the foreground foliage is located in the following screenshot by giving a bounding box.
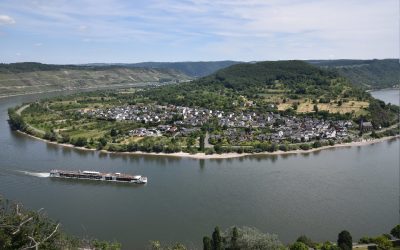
[202,226,285,250]
[0,196,121,250]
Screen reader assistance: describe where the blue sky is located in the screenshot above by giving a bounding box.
[0,0,398,64]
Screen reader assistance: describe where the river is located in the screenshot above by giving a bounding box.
[0,89,399,249]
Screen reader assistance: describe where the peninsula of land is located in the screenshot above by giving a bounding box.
[7,61,400,159]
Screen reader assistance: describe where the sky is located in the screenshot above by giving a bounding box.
[0,0,398,64]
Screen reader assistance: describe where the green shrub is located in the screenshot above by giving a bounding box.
[299,144,310,150]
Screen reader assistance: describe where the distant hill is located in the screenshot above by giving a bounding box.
[2,59,397,98]
[123,61,241,77]
[307,59,400,89]
[142,60,371,113]
[202,60,338,91]
[0,62,191,97]
[141,60,398,128]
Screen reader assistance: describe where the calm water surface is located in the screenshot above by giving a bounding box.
[0,90,398,249]
[370,89,399,105]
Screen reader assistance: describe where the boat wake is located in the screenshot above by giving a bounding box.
[18,171,50,178]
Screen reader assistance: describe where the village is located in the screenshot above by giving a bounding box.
[80,104,358,144]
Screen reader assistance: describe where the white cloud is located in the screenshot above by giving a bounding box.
[34,43,43,46]
[0,15,15,25]
[78,25,88,32]
[0,0,397,62]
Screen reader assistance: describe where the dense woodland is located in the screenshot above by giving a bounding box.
[308,59,400,89]
[142,60,370,109]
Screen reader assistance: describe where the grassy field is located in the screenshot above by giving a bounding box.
[277,98,369,115]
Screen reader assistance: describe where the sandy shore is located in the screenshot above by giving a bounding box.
[16,130,400,159]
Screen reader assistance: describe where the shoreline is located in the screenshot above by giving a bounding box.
[16,130,400,159]
[366,87,399,92]
[2,86,398,100]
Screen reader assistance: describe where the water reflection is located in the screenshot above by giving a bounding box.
[312,150,321,156]
[98,152,109,159]
[62,147,72,156]
[46,143,60,154]
[199,159,205,169]
[279,154,291,160]
[49,177,146,189]
[387,137,399,146]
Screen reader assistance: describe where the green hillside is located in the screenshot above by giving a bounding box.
[144,60,369,112]
[129,59,400,88]
[141,60,398,128]
[308,59,400,89]
[0,62,191,97]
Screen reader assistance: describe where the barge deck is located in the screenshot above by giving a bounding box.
[50,170,147,184]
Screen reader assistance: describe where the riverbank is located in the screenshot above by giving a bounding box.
[16,130,400,159]
[366,87,400,92]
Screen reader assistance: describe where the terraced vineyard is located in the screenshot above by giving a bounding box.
[0,63,191,97]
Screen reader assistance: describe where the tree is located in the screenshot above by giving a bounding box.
[0,196,120,250]
[7,109,27,131]
[98,137,108,149]
[44,131,57,141]
[110,128,118,137]
[231,227,239,250]
[290,242,308,250]
[199,134,205,151]
[212,227,223,250]
[373,235,392,250]
[321,241,340,250]
[313,104,319,113]
[226,226,284,250]
[278,144,288,152]
[299,144,310,150]
[186,137,195,149]
[337,230,352,250]
[296,235,316,248]
[312,141,322,148]
[390,225,400,238]
[203,236,212,250]
[214,144,223,154]
[72,137,87,147]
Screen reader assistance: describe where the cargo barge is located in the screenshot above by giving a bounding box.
[49,170,147,184]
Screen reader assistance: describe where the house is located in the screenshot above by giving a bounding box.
[326,130,336,139]
[361,121,373,132]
